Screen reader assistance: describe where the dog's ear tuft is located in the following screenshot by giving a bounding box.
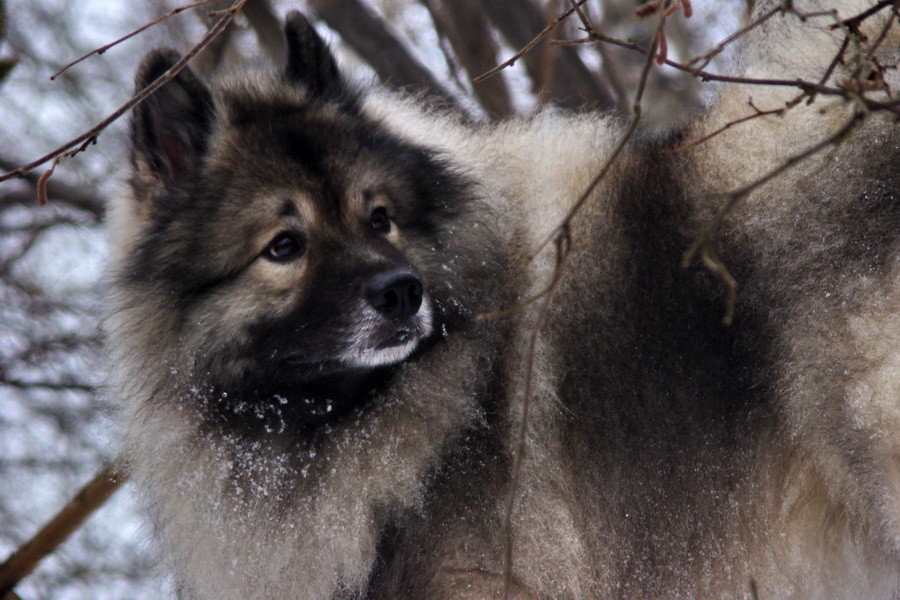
[283,11,347,100]
[131,49,214,186]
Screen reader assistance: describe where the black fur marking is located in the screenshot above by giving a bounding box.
[557,138,778,489]
[579,144,773,433]
[544,139,781,596]
[206,368,394,437]
[276,128,328,178]
[186,235,436,433]
[356,126,470,238]
[201,320,452,438]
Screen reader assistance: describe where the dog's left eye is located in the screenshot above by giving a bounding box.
[370,207,392,234]
[264,232,305,262]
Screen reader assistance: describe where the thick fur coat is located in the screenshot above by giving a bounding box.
[108,1,900,598]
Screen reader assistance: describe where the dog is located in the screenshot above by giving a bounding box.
[108,2,900,598]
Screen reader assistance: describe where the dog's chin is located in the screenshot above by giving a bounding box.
[284,329,431,380]
[341,334,422,369]
[281,301,436,380]
[339,303,435,370]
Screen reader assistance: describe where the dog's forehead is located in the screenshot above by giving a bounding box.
[207,152,386,232]
[219,84,360,145]
[211,92,361,173]
[203,80,431,228]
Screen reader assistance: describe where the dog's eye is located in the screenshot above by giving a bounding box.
[370,207,391,234]
[264,232,305,262]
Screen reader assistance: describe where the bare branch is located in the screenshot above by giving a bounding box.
[0,463,124,594]
[501,227,571,600]
[0,0,249,186]
[808,34,850,104]
[0,378,95,393]
[827,0,900,34]
[49,0,223,81]
[557,29,900,117]
[531,16,662,261]
[686,4,784,73]
[572,5,630,115]
[864,5,900,59]
[473,4,564,84]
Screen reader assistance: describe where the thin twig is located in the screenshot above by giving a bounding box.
[556,29,900,116]
[0,377,95,393]
[827,0,899,33]
[0,462,125,594]
[529,14,661,259]
[569,0,591,30]
[0,0,248,187]
[808,34,850,104]
[500,13,663,599]
[672,99,795,154]
[685,112,864,260]
[682,111,865,323]
[686,4,783,73]
[50,0,222,80]
[865,4,900,60]
[500,228,571,600]
[474,0,589,83]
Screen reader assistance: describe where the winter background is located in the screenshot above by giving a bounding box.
[0,1,742,597]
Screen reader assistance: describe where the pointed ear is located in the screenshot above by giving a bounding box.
[283,11,349,101]
[131,49,214,186]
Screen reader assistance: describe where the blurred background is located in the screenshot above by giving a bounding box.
[0,0,744,597]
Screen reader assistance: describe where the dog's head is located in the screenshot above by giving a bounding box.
[119,13,485,426]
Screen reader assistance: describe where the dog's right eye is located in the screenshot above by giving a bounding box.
[370,206,392,234]
[264,232,305,262]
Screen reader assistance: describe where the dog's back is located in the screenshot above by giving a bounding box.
[361,2,900,597]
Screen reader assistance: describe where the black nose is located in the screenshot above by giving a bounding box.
[366,270,423,320]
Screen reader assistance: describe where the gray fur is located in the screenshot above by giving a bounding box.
[108,3,900,598]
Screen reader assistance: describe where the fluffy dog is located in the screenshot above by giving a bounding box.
[108,2,900,598]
